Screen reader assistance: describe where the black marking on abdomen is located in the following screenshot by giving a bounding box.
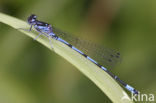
[67,44,72,48]
[96,63,102,68]
[116,77,127,86]
[82,54,87,57]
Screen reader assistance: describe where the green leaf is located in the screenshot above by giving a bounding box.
[0,12,133,103]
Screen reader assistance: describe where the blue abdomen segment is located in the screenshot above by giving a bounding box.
[126,85,138,94]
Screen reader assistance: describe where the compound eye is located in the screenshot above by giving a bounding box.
[30,14,37,20]
[28,14,37,24]
[31,19,35,22]
[33,15,37,19]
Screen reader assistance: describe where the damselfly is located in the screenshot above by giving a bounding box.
[24,14,138,94]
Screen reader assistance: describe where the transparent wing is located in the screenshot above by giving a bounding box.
[52,26,121,69]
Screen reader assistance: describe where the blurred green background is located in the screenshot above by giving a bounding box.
[0,0,156,103]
